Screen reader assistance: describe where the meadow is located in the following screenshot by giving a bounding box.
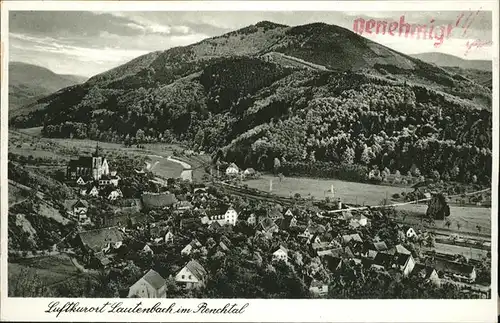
[8,254,88,296]
[245,175,408,206]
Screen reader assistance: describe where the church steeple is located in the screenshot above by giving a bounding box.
[93,141,100,157]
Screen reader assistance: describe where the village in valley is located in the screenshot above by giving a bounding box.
[7,131,492,299]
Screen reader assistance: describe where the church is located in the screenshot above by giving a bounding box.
[67,143,110,182]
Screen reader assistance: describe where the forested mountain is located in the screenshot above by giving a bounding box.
[410,53,491,72]
[10,21,492,183]
[8,62,87,113]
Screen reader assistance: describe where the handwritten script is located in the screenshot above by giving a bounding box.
[45,301,249,317]
[352,11,487,49]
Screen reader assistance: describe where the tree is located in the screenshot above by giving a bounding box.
[341,147,355,165]
[426,193,450,220]
[431,170,441,181]
[273,157,281,174]
[136,129,145,143]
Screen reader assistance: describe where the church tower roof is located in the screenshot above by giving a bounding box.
[92,142,101,157]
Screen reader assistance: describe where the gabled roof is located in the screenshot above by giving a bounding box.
[373,252,393,268]
[142,269,166,290]
[274,246,288,254]
[185,260,207,280]
[372,241,388,252]
[260,217,277,231]
[434,258,475,275]
[180,217,201,228]
[395,253,412,266]
[276,216,293,230]
[324,255,342,271]
[342,233,363,244]
[63,199,88,210]
[68,157,93,169]
[142,192,177,208]
[395,244,411,255]
[78,227,124,252]
[412,263,437,279]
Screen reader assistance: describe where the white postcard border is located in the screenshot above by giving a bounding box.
[1,1,498,322]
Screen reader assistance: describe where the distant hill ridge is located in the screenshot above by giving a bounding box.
[410,52,491,71]
[9,62,87,113]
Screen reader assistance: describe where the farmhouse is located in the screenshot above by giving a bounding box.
[309,279,329,297]
[128,269,166,298]
[78,227,125,254]
[175,260,208,289]
[412,263,441,286]
[63,199,89,223]
[434,259,477,283]
[225,163,239,175]
[181,239,202,256]
[272,246,288,263]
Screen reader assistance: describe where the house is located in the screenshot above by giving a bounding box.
[208,221,222,231]
[342,233,363,244]
[243,168,256,177]
[78,227,124,254]
[412,263,441,286]
[387,244,411,256]
[175,200,193,212]
[394,253,416,276]
[67,143,110,181]
[268,208,284,221]
[63,199,89,223]
[406,227,418,238]
[352,214,368,226]
[225,163,239,175]
[99,174,120,187]
[372,252,393,270]
[164,231,174,244]
[181,239,202,256]
[219,241,229,252]
[194,187,208,195]
[372,241,388,252]
[128,269,166,298]
[175,260,208,289]
[272,246,288,263]
[434,258,477,283]
[142,244,154,255]
[223,206,238,225]
[259,217,279,234]
[87,186,99,197]
[299,224,325,242]
[141,192,177,210]
[180,217,201,230]
[247,213,256,225]
[309,279,329,297]
[324,255,342,272]
[285,209,294,217]
[108,189,123,200]
[76,176,88,186]
[276,213,297,231]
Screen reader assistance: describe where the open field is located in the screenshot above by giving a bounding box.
[425,243,489,261]
[8,254,86,294]
[397,204,491,236]
[245,175,408,206]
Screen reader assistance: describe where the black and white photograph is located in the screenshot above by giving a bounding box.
[0,1,498,321]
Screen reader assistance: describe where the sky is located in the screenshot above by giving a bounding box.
[9,11,493,77]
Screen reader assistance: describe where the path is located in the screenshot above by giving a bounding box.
[167,156,192,182]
